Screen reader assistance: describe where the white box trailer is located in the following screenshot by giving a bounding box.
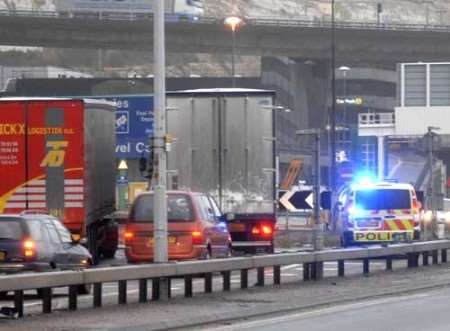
[166,89,277,253]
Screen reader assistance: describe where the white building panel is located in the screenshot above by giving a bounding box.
[395,106,450,135]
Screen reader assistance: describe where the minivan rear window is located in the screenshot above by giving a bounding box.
[0,219,23,240]
[355,189,411,210]
[133,194,194,223]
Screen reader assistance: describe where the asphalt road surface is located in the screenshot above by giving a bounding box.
[205,288,450,331]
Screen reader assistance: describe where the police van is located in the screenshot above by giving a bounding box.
[337,180,422,247]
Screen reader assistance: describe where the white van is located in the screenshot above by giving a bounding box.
[338,181,422,247]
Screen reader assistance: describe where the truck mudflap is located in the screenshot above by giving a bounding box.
[226,213,276,254]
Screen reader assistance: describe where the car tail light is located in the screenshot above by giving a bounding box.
[251,225,273,237]
[251,226,260,235]
[124,231,134,241]
[22,238,36,260]
[261,225,273,236]
[192,231,203,245]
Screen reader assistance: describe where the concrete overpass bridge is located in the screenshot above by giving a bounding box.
[2,11,450,66]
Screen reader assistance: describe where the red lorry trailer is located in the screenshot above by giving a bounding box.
[0,98,117,263]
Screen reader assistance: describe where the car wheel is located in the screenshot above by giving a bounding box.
[203,245,212,260]
[340,232,352,248]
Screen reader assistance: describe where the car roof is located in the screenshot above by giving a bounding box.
[136,190,204,197]
[351,182,415,191]
[0,213,56,220]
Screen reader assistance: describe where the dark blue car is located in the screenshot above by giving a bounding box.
[0,212,92,296]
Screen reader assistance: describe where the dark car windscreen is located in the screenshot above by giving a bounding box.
[355,189,411,210]
[0,219,23,240]
[134,194,194,223]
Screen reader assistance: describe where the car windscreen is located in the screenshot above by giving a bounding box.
[133,194,194,223]
[0,218,23,240]
[355,189,411,210]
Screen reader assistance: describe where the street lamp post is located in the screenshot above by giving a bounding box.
[427,126,440,239]
[153,0,168,265]
[224,16,243,88]
[338,66,350,126]
[330,0,337,229]
[296,128,322,252]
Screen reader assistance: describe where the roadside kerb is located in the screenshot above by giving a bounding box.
[1,240,450,318]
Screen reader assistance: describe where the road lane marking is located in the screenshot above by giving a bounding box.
[204,292,432,330]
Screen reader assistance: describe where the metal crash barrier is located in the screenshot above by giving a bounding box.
[1,240,450,318]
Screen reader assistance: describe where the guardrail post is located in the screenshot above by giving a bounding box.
[184,276,193,297]
[139,279,147,303]
[303,263,311,281]
[152,278,160,300]
[93,283,102,307]
[118,280,127,304]
[240,269,248,289]
[14,290,24,318]
[432,250,439,264]
[42,288,52,314]
[204,273,213,293]
[256,267,265,286]
[68,285,78,311]
[442,249,448,263]
[363,259,370,275]
[159,278,171,301]
[407,253,418,268]
[423,252,429,266]
[386,257,393,271]
[223,271,231,291]
[338,260,345,277]
[311,262,324,280]
[274,265,281,285]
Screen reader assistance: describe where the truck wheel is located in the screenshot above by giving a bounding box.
[413,230,421,241]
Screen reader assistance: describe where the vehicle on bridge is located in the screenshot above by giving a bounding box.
[125,191,231,262]
[0,98,118,264]
[55,0,204,21]
[337,178,422,247]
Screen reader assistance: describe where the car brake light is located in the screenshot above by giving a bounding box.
[261,225,273,235]
[192,231,203,245]
[22,239,35,259]
[124,231,134,240]
[251,226,260,235]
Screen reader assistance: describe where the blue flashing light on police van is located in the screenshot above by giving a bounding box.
[351,171,377,188]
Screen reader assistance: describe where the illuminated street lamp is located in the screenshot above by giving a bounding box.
[338,66,350,125]
[224,16,244,87]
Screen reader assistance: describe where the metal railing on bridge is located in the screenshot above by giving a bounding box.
[1,240,450,318]
[2,9,450,34]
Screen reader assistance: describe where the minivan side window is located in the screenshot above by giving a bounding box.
[45,220,61,244]
[52,219,73,244]
[195,195,215,223]
[27,219,49,242]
